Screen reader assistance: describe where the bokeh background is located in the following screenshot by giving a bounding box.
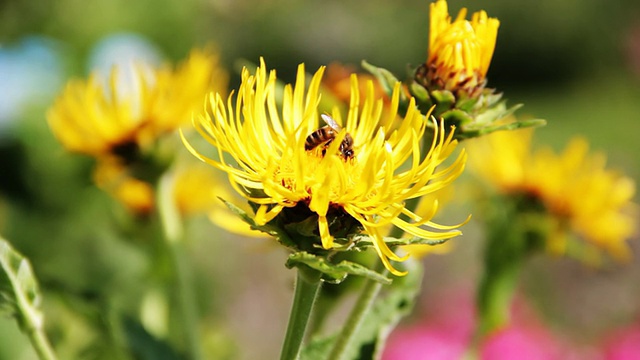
[1,0,640,359]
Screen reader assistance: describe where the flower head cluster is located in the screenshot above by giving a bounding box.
[420,0,499,97]
[47,48,228,214]
[361,0,536,142]
[185,59,467,275]
[468,129,637,261]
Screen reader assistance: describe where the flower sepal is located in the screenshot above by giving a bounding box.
[220,199,417,283]
[286,252,392,285]
[219,197,298,249]
[412,78,546,139]
[360,60,408,103]
[362,60,545,141]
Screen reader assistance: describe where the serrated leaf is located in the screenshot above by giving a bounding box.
[286,252,391,285]
[0,237,44,332]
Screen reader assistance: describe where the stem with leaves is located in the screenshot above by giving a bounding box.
[327,199,420,360]
[327,263,385,360]
[0,238,57,360]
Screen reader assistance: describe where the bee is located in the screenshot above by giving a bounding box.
[305,114,354,160]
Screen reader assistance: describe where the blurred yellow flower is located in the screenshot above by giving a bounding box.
[47,48,228,214]
[420,0,499,96]
[468,129,637,262]
[47,48,227,160]
[184,59,467,276]
[323,62,389,106]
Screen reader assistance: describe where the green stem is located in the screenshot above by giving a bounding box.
[327,262,385,360]
[26,326,57,360]
[158,173,203,360]
[280,267,322,360]
[473,197,536,342]
[327,196,422,360]
[476,259,521,337]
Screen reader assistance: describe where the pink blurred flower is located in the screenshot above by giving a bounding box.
[603,324,640,360]
[382,324,468,360]
[481,325,564,360]
[382,287,474,360]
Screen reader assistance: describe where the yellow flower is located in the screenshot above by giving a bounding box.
[184,59,467,276]
[47,48,228,213]
[468,129,637,262]
[421,0,499,95]
[47,48,227,159]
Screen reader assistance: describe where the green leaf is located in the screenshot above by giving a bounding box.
[0,237,43,332]
[301,259,424,360]
[361,60,402,99]
[347,235,453,251]
[463,118,547,139]
[479,118,547,135]
[286,252,391,285]
[358,259,424,359]
[301,333,338,360]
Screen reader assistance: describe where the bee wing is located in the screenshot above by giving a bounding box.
[321,113,342,131]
